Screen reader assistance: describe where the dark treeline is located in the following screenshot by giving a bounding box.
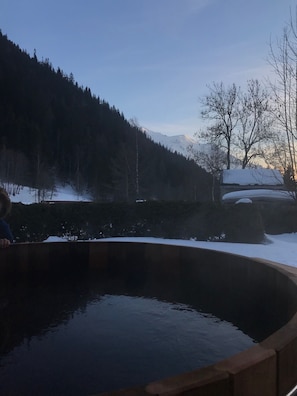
[0,31,213,202]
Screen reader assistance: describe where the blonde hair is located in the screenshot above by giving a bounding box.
[0,188,11,219]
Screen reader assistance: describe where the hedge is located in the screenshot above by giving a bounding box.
[5,201,297,244]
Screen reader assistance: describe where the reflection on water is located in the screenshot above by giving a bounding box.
[0,272,256,396]
[0,296,255,395]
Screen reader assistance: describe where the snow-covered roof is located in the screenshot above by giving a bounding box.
[222,189,295,203]
[221,169,284,186]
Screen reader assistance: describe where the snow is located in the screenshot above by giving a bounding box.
[9,185,297,396]
[7,182,297,270]
[143,129,209,158]
[222,168,284,186]
[235,198,253,204]
[221,169,292,203]
[222,189,295,203]
[97,234,297,268]
[6,184,91,204]
[44,234,297,269]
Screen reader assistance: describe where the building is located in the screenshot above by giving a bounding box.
[220,168,294,204]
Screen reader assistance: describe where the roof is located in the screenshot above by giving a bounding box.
[221,169,284,186]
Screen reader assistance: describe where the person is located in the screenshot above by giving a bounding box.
[0,187,13,248]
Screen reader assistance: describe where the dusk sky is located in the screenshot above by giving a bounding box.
[1,0,296,136]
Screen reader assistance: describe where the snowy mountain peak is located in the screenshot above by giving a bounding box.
[142,129,241,168]
[143,129,202,158]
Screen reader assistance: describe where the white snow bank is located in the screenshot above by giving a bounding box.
[222,189,295,203]
[7,184,91,204]
[43,233,297,269]
[96,234,297,268]
[235,198,253,204]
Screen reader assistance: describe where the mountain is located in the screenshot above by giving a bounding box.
[143,130,194,158]
[143,129,214,159]
[143,130,243,172]
[0,31,213,202]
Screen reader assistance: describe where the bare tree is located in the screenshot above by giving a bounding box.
[200,82,239,169]
[188,140,225,201]
[235,79,275,168]
[199,80,275,170]
[268,8,297,180]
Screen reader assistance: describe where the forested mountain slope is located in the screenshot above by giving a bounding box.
[0,30,212,202]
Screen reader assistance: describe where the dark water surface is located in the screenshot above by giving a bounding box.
[0,273,256,395]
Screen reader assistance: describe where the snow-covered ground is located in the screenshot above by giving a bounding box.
[45,234,297,269]
[6,184,91,204]
[7,184,297,396]
[5,182,297,269]
[222,189,295,203]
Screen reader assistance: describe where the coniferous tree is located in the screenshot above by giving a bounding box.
[0,31,213,202]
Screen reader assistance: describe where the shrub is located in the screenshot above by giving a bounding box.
[224,203,265,243]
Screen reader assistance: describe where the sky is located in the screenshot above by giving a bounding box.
[1,0,296,137]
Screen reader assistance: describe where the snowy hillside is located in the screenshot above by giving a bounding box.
[3,183,91,204]
[143,129,243,169]
[143,129,209,159]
